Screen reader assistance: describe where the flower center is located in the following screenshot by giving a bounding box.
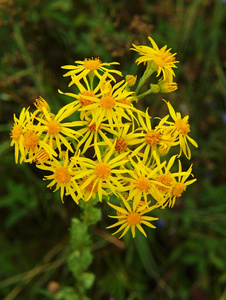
[23,131,39,150]
[156,174,172,192]
[100,95,115,109]
[127,212,141,225]
[153,55,165,67]
[88,120,100,132]
[81,177,98,193]
[11,124,22,141]
[153,49,174,67]
[79,91,95,107]
[136,176,151,192]
[175,118,190,135]
[115,137,127,152]
[33,148,49,164]
[145,130,161,146]
[94,162,111,179]
[47,120,61,135]
[55,167,71,184]
[83,58,101,70]
[172,182,186,197]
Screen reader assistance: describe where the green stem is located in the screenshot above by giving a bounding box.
[134,61,158,96]
[136,88,152,100]
[88,72,95,90]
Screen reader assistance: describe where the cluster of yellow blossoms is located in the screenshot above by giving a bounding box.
[10,37,198,239]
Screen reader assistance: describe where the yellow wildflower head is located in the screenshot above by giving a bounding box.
[131,36,179,80]
[71,146,130,202]
[61,57,122,83]
[37,151,78,203]
[107,197,158,238]
[163,100,198,159]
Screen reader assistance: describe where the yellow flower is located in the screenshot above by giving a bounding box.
[10,107,30,164]
[71,146,129,202]
[121,156,166,207]
[80,79,135,129]
[150,154,192,206]
[107,197,159,238]
[131,37,179,80]
[35,105,83,153]
[164,100,198,159]
[61,58,122,84]
[58,73,108,121]
[10,109,57,164]
[37,150,81,203]
[113,124,143,154]
[131,109,171,161]
[162,161,197,208]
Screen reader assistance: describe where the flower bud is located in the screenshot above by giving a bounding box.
[157,80,178,93]
[150,84,160,93]
[126,75,137,87]
[34,96,50,112]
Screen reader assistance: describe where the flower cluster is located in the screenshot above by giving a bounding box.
[10,37,198,239]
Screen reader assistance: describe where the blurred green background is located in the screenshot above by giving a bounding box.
[0,0,226,299]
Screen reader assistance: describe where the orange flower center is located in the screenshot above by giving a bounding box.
[94,162,111,179]
[81,177,98,193]
[136,176,151,192]
[88,120,100,132]
[100,95,115,109]
[156,174,172,192]
[172,182,186,197]
[47,120,60,135]
[115,137,127,152]
[11,124,22,141]
[145,130,161,146]
[83,58,101,70]
[23,131,39,150]
[55,167,71,184]
[79,91,95,107]
[127,212,141,225]
[175,118,190,135]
